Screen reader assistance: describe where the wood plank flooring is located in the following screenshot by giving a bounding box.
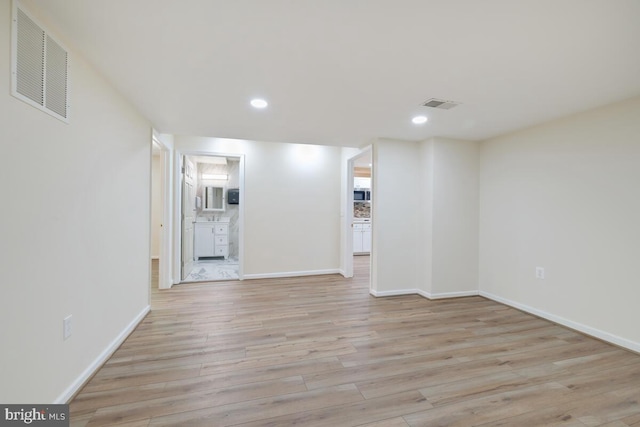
[70,257,640,426]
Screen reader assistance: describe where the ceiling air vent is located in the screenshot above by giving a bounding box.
[422,98,460,110]
[12,3,69,122]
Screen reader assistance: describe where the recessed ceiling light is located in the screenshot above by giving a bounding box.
[250,98,268,109]
[412,115,428,124]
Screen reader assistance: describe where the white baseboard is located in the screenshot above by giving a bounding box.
[371,288,479,300]
[415,289,430,299]
[243,269,341,280]
[55,305,151,404]
[158,276,173,290]
[369,288,417,297]
[480,291,640,354]
[425,290,479,300]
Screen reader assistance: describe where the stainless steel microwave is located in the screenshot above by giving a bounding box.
[354,190,370,201]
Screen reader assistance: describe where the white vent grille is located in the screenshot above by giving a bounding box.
[16,9,44,106]
[12,3,69,122]
[422,98,460,110]
[45,36,68,118]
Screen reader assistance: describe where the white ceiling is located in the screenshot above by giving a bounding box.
[26,0,640,147]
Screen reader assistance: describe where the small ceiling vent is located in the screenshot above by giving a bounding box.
[422,98,460,110]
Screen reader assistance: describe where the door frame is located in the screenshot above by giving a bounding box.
[152,132,173,290]
[173,150,245,283]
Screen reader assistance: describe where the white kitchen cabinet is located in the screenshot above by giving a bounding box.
[354,177,371,189]
[362,225,371,253]
[194,222,229,259]
[353,222,371,254]
[353,224,363,253]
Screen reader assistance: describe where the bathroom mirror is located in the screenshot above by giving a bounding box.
[203,186,225,211]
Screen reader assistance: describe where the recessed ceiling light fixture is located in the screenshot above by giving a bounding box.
[250,98,268,109]
[412,115,428,124]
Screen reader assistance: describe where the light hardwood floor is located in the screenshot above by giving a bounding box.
[71,257,640,426]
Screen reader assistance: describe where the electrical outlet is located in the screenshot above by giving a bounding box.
[63,315,72,340]
[535,267,545,280]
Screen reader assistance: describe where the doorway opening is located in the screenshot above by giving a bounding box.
[345,147,372,291]
[151,133,172,290]
[151,140,163,290]
[180,153,243,283]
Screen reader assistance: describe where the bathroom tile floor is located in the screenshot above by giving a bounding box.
[183,257,239,282]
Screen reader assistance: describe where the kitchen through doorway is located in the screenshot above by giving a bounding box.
[351,148,372,285]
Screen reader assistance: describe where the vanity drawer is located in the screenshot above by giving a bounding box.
[215,245,228,257]
[214,224,229,235]
[215,235,228,245]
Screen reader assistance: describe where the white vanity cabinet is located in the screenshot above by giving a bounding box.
[194,222,229,259]
[212,223,229,258]
[353,222,371,254]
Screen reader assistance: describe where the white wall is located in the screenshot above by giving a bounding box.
[151,155,162,258]
[372,137,479,297]
[430,138,479,296]
[416,139,435,294]
[479,95,640,350]
[174,136,342,277]
[0,2,151,403]
[371,138,422,294]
